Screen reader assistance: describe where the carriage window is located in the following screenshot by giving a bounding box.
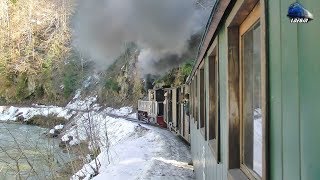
[208,50,220,160]
[192,80,195,118]
[226,1,264,178]
[241,20,262,178]
[208,54,219,140]
[194,75,199,128]
[190,81,193,117]
[199,68,206,138]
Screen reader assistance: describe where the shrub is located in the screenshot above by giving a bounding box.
[63,59,83,98]
[104,79,120,92]
[27,115,67,128]
[153,60,195,87]
[181,61,194,77]
[63,71,79,98]
[16,73,29,100]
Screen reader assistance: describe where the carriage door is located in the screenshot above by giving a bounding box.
[168,90,172,123]
[181,86,185,137]
[172,89,177,130]
[164,90,168,122]
[177,87,181,130]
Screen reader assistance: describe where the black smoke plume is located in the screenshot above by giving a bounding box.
[73,0,214,74]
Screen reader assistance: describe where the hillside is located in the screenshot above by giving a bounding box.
[0,0,75,105]
[0,0,211,108]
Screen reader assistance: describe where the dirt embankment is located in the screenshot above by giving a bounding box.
[25,115,67,128]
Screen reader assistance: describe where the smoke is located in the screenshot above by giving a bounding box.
[73,0,213,74]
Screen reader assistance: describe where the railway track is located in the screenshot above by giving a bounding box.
[32,106,163,128]
[104,113,167,129]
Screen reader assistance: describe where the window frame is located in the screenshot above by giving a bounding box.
[207,39,221,162]
[239,3,264,180]
[190,80,194,117]
[199,63,206,139]
[195,72,199,128]
[226,0,268,179]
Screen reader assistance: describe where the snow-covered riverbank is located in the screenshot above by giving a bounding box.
[0,123,74,179]
[0,86,194,179]
[69,113,194,180]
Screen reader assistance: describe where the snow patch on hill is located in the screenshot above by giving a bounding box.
[0,105,73,121]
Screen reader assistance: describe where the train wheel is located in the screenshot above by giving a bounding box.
[168,122,173,131]
[137,113,141,120]
[150,117,156,124]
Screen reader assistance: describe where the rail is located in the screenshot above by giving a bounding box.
[104,113,167,129]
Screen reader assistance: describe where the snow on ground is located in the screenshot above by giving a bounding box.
[254,108,262,176]
[107,107,133,116]
[128,112,138,119]
[70,117,194,180]
[0,105,74,121]
[0,75,194,179]
[66,94,99,111]
[49,129,56,134]
[59,106,194,180]
[0,101,193,179]
[55,124,64,130]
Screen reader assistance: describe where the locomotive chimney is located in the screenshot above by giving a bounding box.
[144,74,155,92]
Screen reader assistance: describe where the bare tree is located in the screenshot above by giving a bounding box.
[0,0,74,100]
[68,106,112,179]
[0,124,78,179]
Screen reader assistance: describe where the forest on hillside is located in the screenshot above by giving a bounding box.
[0,0,76,104]
[0,0,211,106]
[0,1,215,179]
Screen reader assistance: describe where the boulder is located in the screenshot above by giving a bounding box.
[59,136,73,148]
[17,115,25,122]
[46,129,60,138]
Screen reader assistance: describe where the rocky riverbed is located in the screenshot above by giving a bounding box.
[0,123,75,179]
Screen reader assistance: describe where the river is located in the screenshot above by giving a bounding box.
[0,123,74,180]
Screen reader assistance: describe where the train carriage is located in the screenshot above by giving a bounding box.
[177,85,191,143]
[185,0,320,179]
[138,0,319,179]
[163,87,180,133]
[137,85,191,143]
[163,88,173,129]
[162,85,191,142]
[139,0,320,179]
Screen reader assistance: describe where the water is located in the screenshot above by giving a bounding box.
[0,123,74,180]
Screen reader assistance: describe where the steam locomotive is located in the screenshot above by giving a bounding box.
[137,85,190,143]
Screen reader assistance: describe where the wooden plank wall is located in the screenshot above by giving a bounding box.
[191,24,229,180]
[218,24,228,180]
[298,1,320,179]
[268,0,320,179]
[191,0,320,179]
